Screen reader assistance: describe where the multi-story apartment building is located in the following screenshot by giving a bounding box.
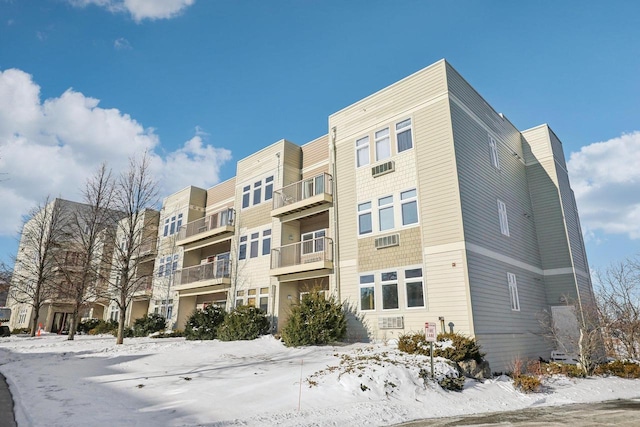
[7,60,593,371]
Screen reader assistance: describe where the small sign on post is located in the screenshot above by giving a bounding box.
[425,322,437,379]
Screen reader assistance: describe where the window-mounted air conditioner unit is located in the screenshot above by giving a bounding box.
[371,160,395,178]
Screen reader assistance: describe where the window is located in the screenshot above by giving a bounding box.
[405,268,424,308]
[172,254,178,272]
[497,199,510,236]
[236,290,245,307]
[247,289,257,307]
[262,229,271,256]
[507,272,520,311]
[358,202,372,235]
[249,232,259,258]
[381,271,399,310]
[238,236,247,260]
[378,195,394,231]
[265,176,274,201]
[302,229,325,254]
[356,136,370,167]
[18,307,27,324]
[259,287,269,313]
[157,258,164,277]
[253,180,262,205]
[396,118,413,152]
[359,274,375,311]
[489,136,500,169]
[163,214,182,237]
[375,128,391,161]
[401,189,418,225]
[242,185,251,209]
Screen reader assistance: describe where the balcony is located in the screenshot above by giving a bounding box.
[137,240,157,261]
[132,277,154,299]
[272,173,333,218]
[176,208,234,248]
[270,237,333,277]
[174,259,231,293]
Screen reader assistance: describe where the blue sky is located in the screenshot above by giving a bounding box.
[0,0,639,272]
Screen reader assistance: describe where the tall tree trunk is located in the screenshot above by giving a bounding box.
[67,308,78,340]
[116,295,127,345]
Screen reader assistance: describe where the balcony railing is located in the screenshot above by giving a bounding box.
[133,277,153,296]
[177,207,234,242]
[271,237,333,269]
[174,258,231,287]
[272,173,333,210]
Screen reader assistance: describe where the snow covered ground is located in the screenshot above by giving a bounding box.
[0,334,639,426]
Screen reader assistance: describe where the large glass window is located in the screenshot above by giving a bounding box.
[401,189,418,225]
[262,229,271,256]
[242,185,251,208]
[358,202,372,235]
[381,271,398,310]
[405,268,424,308]
[259,287,269,313]
[356,136,370,167]
[396,119,413,152]
[253,181,262,206]
[378,195,394,231]
[265,176,274,201]
[250,232,260,258]
[302,230,325,254]
[238,236,247,260]
[359,274,375,311]
[375,128,391,161]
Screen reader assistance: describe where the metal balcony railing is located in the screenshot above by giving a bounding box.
[270,237,333,269]
[272,173,333,210]
[175,258,231,287]
[177,207,234,241]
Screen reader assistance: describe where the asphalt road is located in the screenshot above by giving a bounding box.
[0,372,17,427]
[395,399,640,426]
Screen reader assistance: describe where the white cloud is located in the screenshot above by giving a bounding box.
[0,68,231,236]
[568,131,640,240]
[68,0,195,22]
[114,37,132,50]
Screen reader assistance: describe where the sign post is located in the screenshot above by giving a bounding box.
[425,322,437,379]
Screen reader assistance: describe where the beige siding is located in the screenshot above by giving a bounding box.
[330,60,448,142]
[301,135,329,169]
[206,177,236,208]
[414,100,464,246]
[357,228,423,272]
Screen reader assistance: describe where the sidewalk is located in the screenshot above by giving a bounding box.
[0,372,17,427]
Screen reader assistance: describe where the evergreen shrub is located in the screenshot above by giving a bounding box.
[132,313,166,337]
[281,291,346,347]
[185,304,226,340]
[218,305,270,341]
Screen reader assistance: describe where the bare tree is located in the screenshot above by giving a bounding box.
[60,164,117,340]
[595,258,640,359]
[538,297,604,375]
[8,197,71,336]
[0,262,11,306]
[109,153,159,344]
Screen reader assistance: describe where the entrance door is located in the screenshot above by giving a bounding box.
[51,312,70,334]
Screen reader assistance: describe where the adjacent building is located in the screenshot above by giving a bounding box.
[7,60,594,371]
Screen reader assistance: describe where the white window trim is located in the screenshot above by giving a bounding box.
[497,199,510,236]
[357,201,373,236]
[404,267,425,309]
[400,188,419,226]
[489,136,500,169]
[241,175,274,210]
[301,229,326,254]
[380,271,399,311]
[355,136,370,168]
[359,274,376,312]
[396,118,413,153]
[507,272,520,311]
[378,194,395,232]
[375,127,391,162]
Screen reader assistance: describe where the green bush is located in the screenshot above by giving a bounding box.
[185,304,227,340]
[281,291,346,347]
[151,330,184,338]
[89,319,118,335]
[113,326,134,338]
[218,305,270,341]
[11,327,30,335]
[397,332,485,363]
[595,360,640,379]
[132,313,166,337]
[513,374,542,393]
[419,368,465,391]
[77,318,102,334]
